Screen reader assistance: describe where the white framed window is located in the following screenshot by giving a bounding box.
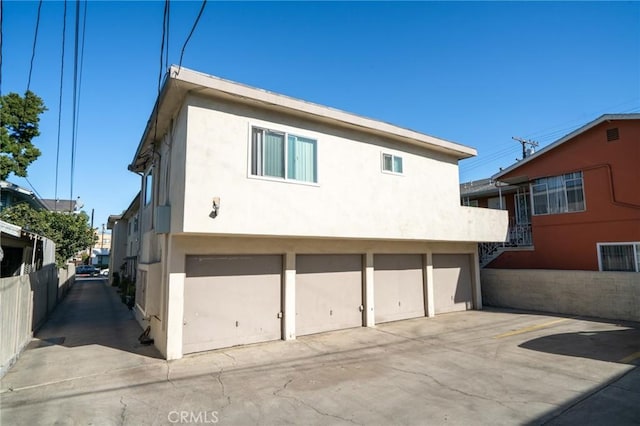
[597,242,640,272]
[250,126,317,184]
[530,171,585,215]
[382,153,403,174]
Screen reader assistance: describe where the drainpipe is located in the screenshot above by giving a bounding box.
[31,236,37,270]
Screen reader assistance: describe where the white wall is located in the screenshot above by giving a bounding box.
[178,95,506,243]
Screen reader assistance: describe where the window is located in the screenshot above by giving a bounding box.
[462,199,479,207]
[144,171,153,205]
[382,153,403,174]
[515,192,531,225]
[488,196,507,210]
[251,127,317,183]
[531,172,585,215]
[598,243,640,272]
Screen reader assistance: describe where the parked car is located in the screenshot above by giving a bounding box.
[101,268,109,277]
[76,265,100,277]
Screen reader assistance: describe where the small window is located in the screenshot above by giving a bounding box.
[382,153,403,174]
[606,128,619,142]
[144,171,153,205]
[598,242,640,272]
[487,196,507,210]
[251,126,317,183]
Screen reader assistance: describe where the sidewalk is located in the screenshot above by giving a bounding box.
[0,277,165,423]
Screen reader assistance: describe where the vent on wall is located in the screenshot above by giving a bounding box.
[606,128,620,142]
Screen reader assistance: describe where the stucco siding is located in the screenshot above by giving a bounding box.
[180,95,506,242]
[169,104,188,234]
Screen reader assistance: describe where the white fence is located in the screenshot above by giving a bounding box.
[0,264,75,377]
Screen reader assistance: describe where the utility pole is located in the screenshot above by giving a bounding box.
[101,224,105,250]
[512,137,539,160]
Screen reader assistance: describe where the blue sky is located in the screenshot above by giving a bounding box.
[2,1,639,230]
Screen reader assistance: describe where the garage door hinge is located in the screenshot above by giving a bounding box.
[277,312,283,319]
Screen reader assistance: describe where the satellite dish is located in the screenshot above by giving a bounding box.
[76,196,84,210]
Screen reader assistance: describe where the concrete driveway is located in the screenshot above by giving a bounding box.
[1,278,639,425]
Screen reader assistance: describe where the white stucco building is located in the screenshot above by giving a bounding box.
[125,66,507,359]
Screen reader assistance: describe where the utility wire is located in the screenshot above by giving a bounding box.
[158,0,169,93]
[70,0,87,212]
[55,0,67,202]
[26,0,43,92]
[177,0,207,73]
[1,0,4,96]
[24,177,44,200]
[69,0,80,212]
[72,0,87,157]
[165,0,170,72]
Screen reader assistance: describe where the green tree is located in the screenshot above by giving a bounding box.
[0,91,47,180]
[0,203,97,267]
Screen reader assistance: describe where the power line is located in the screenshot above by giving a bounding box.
[70,0,87,213]
[523,97,640,141]
[55,0,67,202]
[24,177,43,200]
[177,0,207,73]
[70,0,80,209]
[26,0,43,92]
[1,0,4,96]
[165,0,170,72]
[512,137,539,160]
[158,0,169,93]
[73,0,87,151]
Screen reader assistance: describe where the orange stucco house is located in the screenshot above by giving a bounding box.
[461,114,640,271]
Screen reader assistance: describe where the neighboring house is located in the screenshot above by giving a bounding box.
[123,66,507,360]
[0,181,48,212]
[0,220,55,277]
[90,248,109,269]
[41,198,80,213]
[107,192,140,284]
[463,114,640,272]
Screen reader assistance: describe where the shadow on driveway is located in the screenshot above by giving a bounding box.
[29,277,161,359]
[519,327,640,365]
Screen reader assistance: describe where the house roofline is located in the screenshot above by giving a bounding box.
[107,191,140,229]
[492,113,640,181]
[0,180,49,211]
[129,66,477,172]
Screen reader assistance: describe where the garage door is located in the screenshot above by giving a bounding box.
[296,254,363,336]
[183,255,282,354]
[432,254,473,314]
[374,254,425,323]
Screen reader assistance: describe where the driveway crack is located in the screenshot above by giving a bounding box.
[214,368,231,408]
[272,378,360,425]
[119,396,128,425]
[389,366,516,411]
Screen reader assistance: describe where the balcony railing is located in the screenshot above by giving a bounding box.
[479,223,532,267]
[507,223,532,247]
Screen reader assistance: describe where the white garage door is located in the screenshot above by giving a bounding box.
[183,255,282,354]
[296,254,363,336]
[374,254,425,323]
[433,254,473,314]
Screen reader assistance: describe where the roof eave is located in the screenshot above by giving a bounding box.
[129,66,477,172]
[493,113,640,181]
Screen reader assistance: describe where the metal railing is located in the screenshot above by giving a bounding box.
[479,224,533,267]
